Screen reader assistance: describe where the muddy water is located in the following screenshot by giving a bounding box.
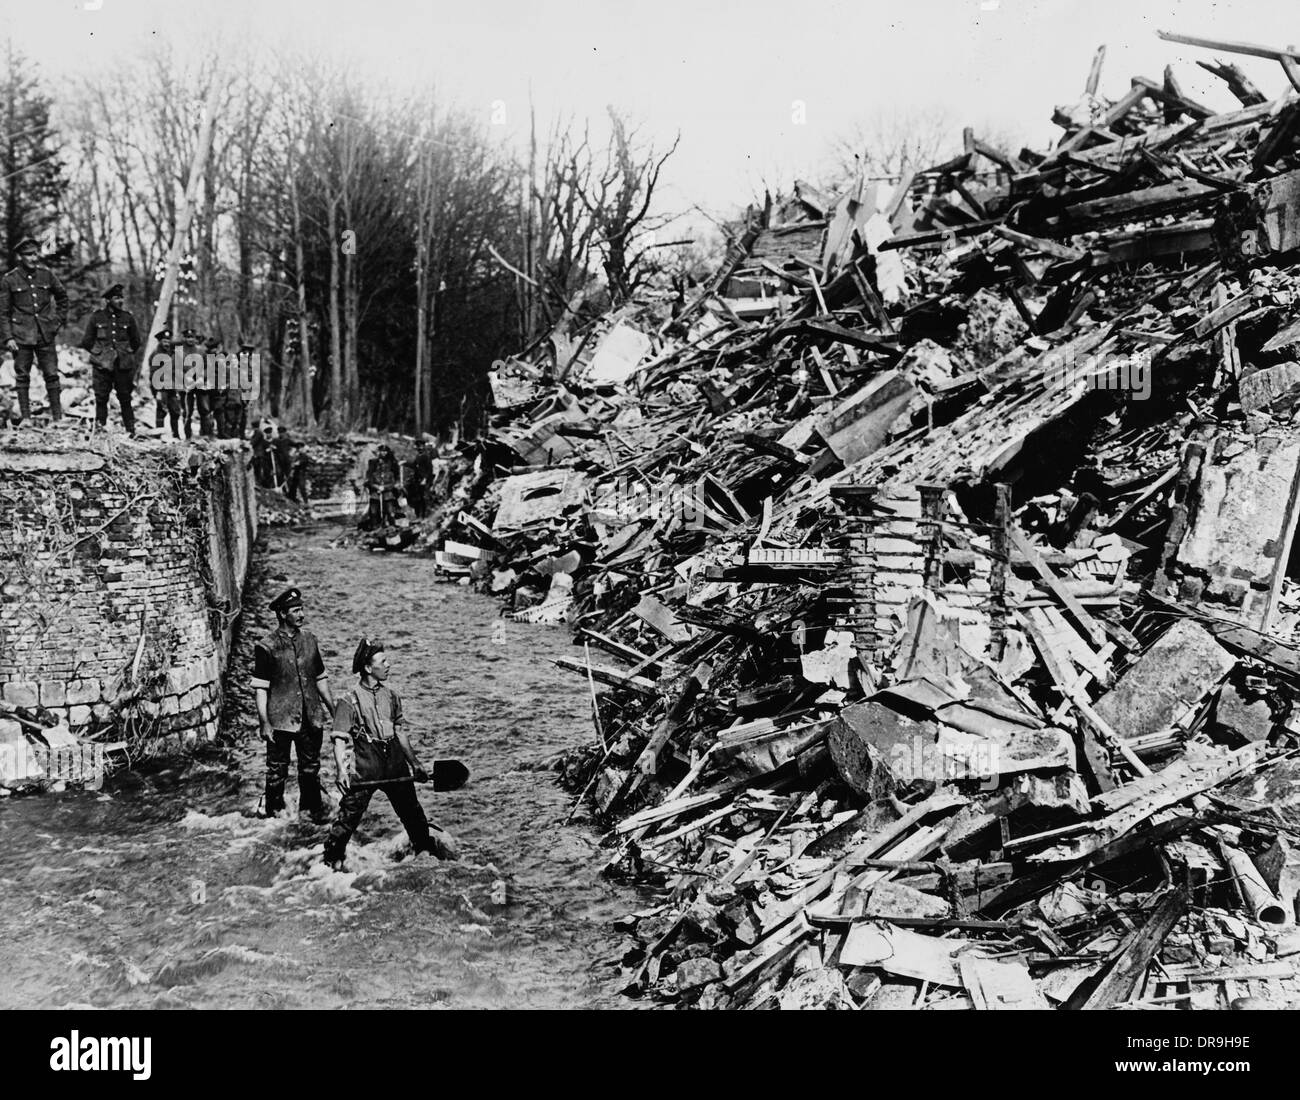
[0,527,639,1009]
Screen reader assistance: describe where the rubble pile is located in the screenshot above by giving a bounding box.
[433,32,1300,1009]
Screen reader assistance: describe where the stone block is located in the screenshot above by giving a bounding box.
[1,681,38,708]
[167,664,202,695]
[827,701,914,800]
[39,681,67,707]
[1095,619,1236,741]
[1216,683,1275,743]
[65,678,102,706]
[68,705,92,727]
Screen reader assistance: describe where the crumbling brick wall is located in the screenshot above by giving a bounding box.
[0,440,257,750]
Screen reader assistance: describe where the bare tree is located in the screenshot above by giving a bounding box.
[577,108,679,305]
[825,105,959,187]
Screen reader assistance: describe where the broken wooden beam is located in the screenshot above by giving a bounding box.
[1009,527,1107,647]
[553,657,657,696]
[1068,886,1189,1009]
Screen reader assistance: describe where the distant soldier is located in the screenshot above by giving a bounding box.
[213,335,242,438]
[79,283,141,435]
[362,444,402,529]
[0,237,69,425]
[151,328,183,439]
[250,421,272,486]
[406,437,435,517]
[274,426,294,492]
[177,327,201,438]
[202,333,224,437]
[288,442,312,503]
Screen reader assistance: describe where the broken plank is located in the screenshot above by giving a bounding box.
[1017,608,1152,779]
[1030,744,1262,863]
[1070,887,1189,1009]
[628,661,714,791]
[554,657,656,696]
[1156,31,1300,65]
[576,629,659,669]
[1011,528,1106,647]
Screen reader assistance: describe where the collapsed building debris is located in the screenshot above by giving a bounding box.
[423,29,1300,1009]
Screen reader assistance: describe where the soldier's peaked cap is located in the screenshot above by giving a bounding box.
[154,328,173,342]
[103,283,125,298]
[269,587,304,612]
[14,237,38,254]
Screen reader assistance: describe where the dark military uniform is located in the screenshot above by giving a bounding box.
[250,425,272,486]
[406,442,435,517]
[251,588,331,815]
[273,430,293,491]
[177,328,216,438]
[208,338,240,438]
[151,328,184,438]
[288,444,311,503]
[362,446,402,529]
[80,288,141,433]
[0,241,69,421]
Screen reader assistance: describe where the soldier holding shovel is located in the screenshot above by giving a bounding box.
[322,637,460,871]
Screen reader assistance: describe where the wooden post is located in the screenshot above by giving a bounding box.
[919,483,947,591]
[990,483,1011,660]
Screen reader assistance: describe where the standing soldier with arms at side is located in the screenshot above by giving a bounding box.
[250,421,272,486]
[213,335,241,438]
[288,441,312,504]
[151,328,183,439]
[251,587,338,821]
[80,283,141,435]
[201,333,223,437]
[0,237,69,426]
[406,437,435,518]
[274,425,294,493]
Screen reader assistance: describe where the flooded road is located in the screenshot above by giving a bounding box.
[0,527,639,1009]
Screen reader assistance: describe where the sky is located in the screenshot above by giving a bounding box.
[5,0,1300,228]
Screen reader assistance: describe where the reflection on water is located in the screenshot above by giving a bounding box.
[0,529,637,1009]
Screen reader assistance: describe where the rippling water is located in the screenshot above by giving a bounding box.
[0,528,639,1009]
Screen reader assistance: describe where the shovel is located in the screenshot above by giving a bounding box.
[350,758,469,792]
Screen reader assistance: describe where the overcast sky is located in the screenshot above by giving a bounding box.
[6,0,1299,224]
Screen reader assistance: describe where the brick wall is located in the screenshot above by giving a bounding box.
[0,440,257,750]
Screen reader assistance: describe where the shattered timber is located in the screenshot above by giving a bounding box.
[432,32,1300,1009]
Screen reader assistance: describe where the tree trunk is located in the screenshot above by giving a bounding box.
[141,75,222,397]
[344,241,359,424]
[288,169,316,429]
[327,195,344,431]
[414,233,428,435]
